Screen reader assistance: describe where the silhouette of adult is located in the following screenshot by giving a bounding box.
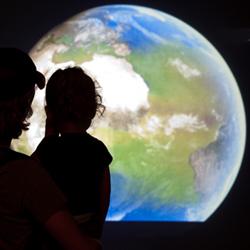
[0,48,100,250]
[32,67,112,243]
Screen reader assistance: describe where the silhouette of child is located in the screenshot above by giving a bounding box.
[32,67,112,241]
[0,48,100,250]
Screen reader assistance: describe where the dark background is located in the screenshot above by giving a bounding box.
[0,0,249,249]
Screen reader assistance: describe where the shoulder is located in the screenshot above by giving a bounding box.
[85,132,102,145]
[10,158,67,225]
[85,133,107,151]
[32,135,59,158]
[85,133,113,166]
[0,148,54,183]
[35,135,58,149]
[6,153,51,179]
[1,151,60,195]
[0,149,33,172]
[0,149,29,165]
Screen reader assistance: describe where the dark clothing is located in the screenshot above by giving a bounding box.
[32,132,112,238]
[0,148,66,250]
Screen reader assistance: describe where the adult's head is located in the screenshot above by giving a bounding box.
[0,48,45,140]
[46,66,104,130]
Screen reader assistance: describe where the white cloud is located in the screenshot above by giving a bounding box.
[74,18,119,44]
[134,6,167,22]
[107,212,127,221]
[165,113,207,135]
[113,43,131,56]
[109,10,166,45]
[168,58,201,79]
[81,54,149,112]
[146,115,161,132]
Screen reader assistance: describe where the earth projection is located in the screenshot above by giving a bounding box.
[13,5,246,221]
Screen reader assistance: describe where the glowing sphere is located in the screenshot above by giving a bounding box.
[14,5,246,221]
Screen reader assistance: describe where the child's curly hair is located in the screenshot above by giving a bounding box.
[45,67,105,128]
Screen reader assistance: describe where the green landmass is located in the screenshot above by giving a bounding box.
[126,44,219,116]
[92,118,218,206]
[55,35,74,46]
[53,42,116,64]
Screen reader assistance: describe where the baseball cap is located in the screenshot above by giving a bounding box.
[0,48,45,101]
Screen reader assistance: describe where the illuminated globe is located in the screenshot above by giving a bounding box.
[14,5,246,221]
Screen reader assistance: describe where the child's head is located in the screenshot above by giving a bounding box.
[46,67,104,130]
[0,48,45,140]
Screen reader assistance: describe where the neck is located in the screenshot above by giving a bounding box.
[59,122,87,135]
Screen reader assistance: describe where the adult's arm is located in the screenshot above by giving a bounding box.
[45,210,101,250]
[16,160,99,250]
